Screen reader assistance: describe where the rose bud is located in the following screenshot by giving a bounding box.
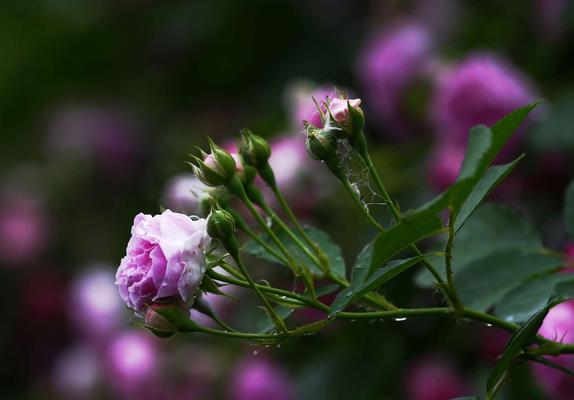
[191,139,237,187]
[145,302,184,338]
[207,205,237,253]
[328,97,364,135]
[115,210,211,314]
[305,125,342,178]
[239,129,272,168]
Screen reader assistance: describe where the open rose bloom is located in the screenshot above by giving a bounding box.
[116,210,211,313]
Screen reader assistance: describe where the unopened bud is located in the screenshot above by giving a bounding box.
[207,205,236,242]
[327,98,364,138]
[191,139,237,187]
[145,302,182,338]
[239,129,271,168]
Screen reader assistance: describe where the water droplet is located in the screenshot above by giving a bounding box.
[277,344,281,348]
[486,323,493,327]
[253,350,258,356]
[393,317,407,322]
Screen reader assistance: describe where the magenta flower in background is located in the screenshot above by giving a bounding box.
[356,21,434,137]
[70,266,124,340]
[105,331,159,397]
[230,357,294,400]
[53,345,100,399]
[533,300,574,399]
[161,174,211,215]
[430,54,535,156]
[404,355,469,400]
[116,210,211,313]
[426,142,466,191]
[45,103,142,179]
[0,193,47,266]
[286,83,335,129]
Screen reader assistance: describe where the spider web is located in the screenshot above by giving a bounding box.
[336,140,387,212]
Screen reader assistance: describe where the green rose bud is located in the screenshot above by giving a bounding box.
[207,204,236,242]
[239,129,271,168]
[145,302,183,338]
[190,139,237,187]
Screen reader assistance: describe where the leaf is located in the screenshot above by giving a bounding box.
[415,204,542,288]
[244,226,346,279]
[199,275,230,297]
[565,179,574,237]
[455,250,562,311]
[487,298,563,397]
[368,209,443,276]
[455,156,524,232]
[451,204,541,270]
[496,273,574,323]
[329,255,428,317]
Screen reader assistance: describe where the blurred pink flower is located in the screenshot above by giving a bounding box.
[69,266,124,340]
[356,21,434,137]
[229,357,294,400]
[328,97,362,125]
[404,356,469,400]
[161,174,210,215]
[105,331,160,397]
[45,104,143,179]
[426,142,466,191]
[0,194,47,266]
[268,135,331,212]
[287,83,335,129]
[53,345,100,399]
[430,54,535,158]
[533,300,574,399]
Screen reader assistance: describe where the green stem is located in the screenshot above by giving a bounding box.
[270,184,331,274]
[226,236,288,333]
[356,139,446,287]
[226,207,291,266]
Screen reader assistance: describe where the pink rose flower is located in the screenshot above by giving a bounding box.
[116,210,211,313]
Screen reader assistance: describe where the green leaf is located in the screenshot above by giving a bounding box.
[487,298,563,397]
[415,204,542,288]
[368,209,444,276]
[420,103,536,219]
[455,250,562,311]
[565,179,574,237]
[244,226,346,279]
[451,204,541,270]
[455,156,524,232]
[496,273,574,323]
[555,279,574,298]
[329,255,428,317]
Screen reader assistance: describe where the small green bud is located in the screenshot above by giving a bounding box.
[145,302,183,338]
[305,125,338,161]
[191,139,237,187]
[239,129,271,168]
[207,205,236,241]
